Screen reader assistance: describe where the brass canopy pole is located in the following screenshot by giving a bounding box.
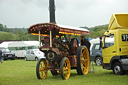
[50,30,52,47]
[38,31,41,47]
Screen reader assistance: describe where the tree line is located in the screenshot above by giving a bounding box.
[0,24,38,41]
[0,23,108,41]
[81,24,108,38]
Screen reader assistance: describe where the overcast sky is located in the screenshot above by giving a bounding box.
[0,0,128,28]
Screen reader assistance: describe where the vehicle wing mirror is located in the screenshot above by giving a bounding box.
[102,47,105,49]
[106,34,111,37]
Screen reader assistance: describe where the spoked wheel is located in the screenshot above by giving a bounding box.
[36,58,48,80]
[60,57,71,80]
[76,46,90,75]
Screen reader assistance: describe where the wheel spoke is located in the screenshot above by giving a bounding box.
[82,50,86,55]
[63,67,67,71]
[85,59,88,61]
[40,61,44,67]
[81,57,84,64]
[83,67,87,72]
[39,68,45,72]
[81,62,87,72]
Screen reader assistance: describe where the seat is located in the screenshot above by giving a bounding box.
[42,36,50,48]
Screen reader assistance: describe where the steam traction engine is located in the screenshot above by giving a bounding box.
[28,23,90,79]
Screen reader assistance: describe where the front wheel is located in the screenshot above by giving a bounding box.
[60,57,71,80]
[95,56,102,66]
[112,62,125,75]
[76,46,90,75]
[36,58,48,79]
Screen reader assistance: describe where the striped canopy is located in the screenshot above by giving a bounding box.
[28,23,90,36]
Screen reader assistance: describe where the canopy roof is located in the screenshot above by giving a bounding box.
[28,23,90,35]
[108,13,128,30]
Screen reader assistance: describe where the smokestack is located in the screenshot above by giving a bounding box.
[49,0,56,23]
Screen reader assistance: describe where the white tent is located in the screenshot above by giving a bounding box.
[0,42,13,48]
[0,41,39,48]
[8,41,39,47]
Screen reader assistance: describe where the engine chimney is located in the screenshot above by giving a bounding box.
[49,0,56,23]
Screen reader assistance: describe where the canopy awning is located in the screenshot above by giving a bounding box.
[28,23,90,35]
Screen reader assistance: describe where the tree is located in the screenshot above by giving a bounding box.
[0,31,19,40]
[0,24,4,31]
[83,24,108,38]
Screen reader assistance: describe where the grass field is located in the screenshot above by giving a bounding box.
[0,60,128,85]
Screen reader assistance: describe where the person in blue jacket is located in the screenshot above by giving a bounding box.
[0,50,2,63]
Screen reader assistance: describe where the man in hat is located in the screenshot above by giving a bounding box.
[81,36,91,55]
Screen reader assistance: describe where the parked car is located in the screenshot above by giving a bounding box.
[90,42,113,66]
[25,49,45,61]
[0,47,15,60]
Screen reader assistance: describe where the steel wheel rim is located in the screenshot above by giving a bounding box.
[63,59,70,79]
[96,58,101,65]
[114,65,121,74]
[80,47,89,74]
[39,59,47,79]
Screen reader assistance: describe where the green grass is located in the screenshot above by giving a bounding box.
[0,60,127,85]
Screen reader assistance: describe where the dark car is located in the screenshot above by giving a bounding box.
[0,47,15,60]
[90,43,113,66]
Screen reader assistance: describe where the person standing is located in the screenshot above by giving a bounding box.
[0,50,2,63]
[81,36,91,55]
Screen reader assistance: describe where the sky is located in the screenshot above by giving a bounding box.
[0,0,128,28]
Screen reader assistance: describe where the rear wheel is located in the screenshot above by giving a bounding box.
[95,56,102,66]
[112,62,125,75]
[35,57,38,61]
[76,46,90,75]
[60,57,71,80]
[36,58,47,79]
